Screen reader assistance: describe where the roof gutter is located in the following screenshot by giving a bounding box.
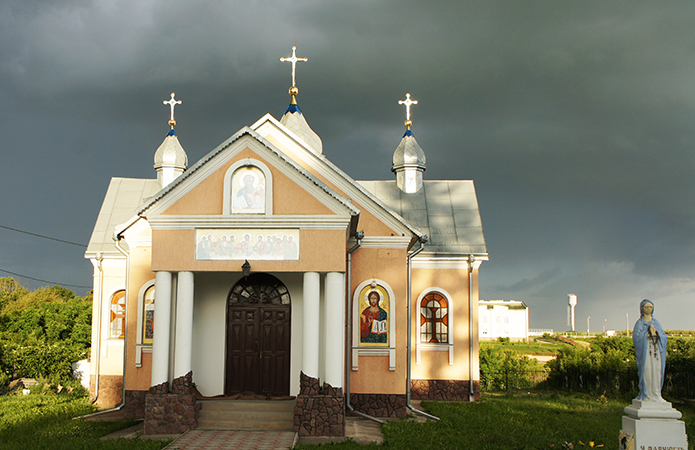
[468,254,477,402]
[407,236,439,421]
[88,252,104,404]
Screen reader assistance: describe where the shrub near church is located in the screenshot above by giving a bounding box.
[0,277,92,387]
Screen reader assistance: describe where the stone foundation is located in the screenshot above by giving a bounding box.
[410,379,480,401]
[144,372,201,435]
[349,393,408,418]
[294,372,345,437]
[89,374,123,408]
[124,390,148,419]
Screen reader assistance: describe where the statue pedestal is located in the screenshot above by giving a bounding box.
[620,400,687,450]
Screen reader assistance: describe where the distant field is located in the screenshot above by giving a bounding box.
[480,339,572,356]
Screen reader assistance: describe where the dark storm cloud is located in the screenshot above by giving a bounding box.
[1,1,695,329]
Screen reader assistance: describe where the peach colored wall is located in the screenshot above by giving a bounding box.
[151,229,346,273]
[162,148,333,216]
[124,244,156,391]
[349,247,408,395]
[409,267,480,382]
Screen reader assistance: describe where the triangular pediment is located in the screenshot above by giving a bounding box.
[138,128,359,229]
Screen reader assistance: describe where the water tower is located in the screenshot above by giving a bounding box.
[567,294,577,331]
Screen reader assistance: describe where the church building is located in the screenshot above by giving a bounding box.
[85,47,488,436]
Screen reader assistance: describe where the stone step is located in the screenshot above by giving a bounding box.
[197,417,295,431]
[196,399,296,431]
[199,399,295,413]
[200,409,292,421]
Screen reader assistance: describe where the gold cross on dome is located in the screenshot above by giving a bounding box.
[163,93,182,128]
[280,46,308,88]
[399,93,418,128]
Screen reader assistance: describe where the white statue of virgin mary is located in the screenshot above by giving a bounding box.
[632,299,667,401]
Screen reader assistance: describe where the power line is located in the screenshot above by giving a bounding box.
[0,224,87,248]
[0,268,91,289]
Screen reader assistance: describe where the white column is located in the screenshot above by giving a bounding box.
[324,272,345,388]
[174,271,194,379]
[303,272,320,379]
[151,271,173,386]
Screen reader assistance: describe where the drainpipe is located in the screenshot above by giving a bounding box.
[406,236,439,421]
[344,231,384,424]
[78,237,130,419]
[89,252,104,404]
[468,254,476,403]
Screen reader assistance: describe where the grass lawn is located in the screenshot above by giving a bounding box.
[297,391,695,450]
[0,393,168,450]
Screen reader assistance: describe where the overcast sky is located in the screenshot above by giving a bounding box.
[1,1,695,332]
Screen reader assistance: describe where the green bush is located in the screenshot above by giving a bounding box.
[543,336,695,398]
[480,347,543,391]
[0,278,92,384]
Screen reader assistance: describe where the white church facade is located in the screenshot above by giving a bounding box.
[85,48,488,435]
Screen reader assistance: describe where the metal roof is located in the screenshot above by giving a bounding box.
[358,180,487,256]
[85,178,160,257]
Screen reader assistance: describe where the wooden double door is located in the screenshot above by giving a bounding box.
[225,274,291,397]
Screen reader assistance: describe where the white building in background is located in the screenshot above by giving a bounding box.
[479,300,529,341]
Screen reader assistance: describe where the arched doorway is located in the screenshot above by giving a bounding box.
[225,273,291,397]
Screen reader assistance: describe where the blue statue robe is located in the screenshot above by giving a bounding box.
[632,310,666,401]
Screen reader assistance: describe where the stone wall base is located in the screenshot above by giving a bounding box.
[294,372,345,437]
[124,390,147,419]
[89,374,123,408]
[143,372,201,435]
[349,393,408,418]
[411,379,480,401]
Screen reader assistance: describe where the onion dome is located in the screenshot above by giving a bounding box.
[392,93,426,193]
[280,87,323,154]
[154,93,188,188]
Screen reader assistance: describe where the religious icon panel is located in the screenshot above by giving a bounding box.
[231,166,266,214]
[358,284,389,347]
[195,229,299,261]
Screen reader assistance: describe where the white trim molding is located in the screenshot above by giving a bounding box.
[351,278,397,371]
[147,215,353,230]
[415,287,454,366]
[412,256,488,270]
[135,279,156,367]
[357,236,412,249]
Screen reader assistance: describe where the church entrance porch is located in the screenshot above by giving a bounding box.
[225,273,291,397]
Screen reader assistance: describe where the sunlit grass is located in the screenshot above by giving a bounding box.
[296,391,695,450]
[0,393,168,450]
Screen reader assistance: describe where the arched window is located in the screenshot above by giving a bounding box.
[142,285,155,344]
[109,290,126,339]
[415,288,454,365]
[420,292,448,344]
[228,273,290,305]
